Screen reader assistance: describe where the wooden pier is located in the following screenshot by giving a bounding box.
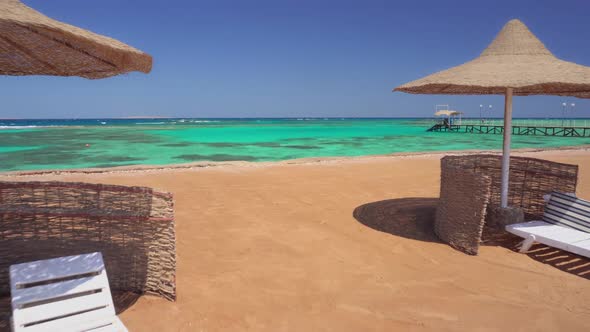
[428,123,590,137]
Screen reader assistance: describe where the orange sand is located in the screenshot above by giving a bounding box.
[3,150,590,331]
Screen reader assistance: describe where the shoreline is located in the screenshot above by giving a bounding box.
[3,144,589,177]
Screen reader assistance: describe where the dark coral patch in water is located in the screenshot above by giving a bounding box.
[204,142,242,148]
[161,142,194,147]
[0,148,85,170]
[173,154,258,162]
[108,156,145,162]
[82,155,145,163]
[92,163,138,168]
[280,137,320,143]
[381,135,406,140]
[284,145,320,150]
[252,142,282,148]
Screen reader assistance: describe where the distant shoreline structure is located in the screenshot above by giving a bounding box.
[119,116,168,119]
[2,116,590,121]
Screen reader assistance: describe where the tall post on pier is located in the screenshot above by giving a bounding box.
[562,102,567,126]
[480,104,483,121]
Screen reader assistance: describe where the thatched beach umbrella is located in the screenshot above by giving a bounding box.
[394,19,590,208]
[0,0,151,78]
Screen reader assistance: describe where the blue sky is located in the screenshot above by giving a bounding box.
[2,0,590,118]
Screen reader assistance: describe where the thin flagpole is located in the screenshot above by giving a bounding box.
[500,87,513,208]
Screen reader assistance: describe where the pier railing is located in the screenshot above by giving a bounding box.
[426,121,590,137]
[455,119,590,128]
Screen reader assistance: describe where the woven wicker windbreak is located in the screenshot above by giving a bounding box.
[435,165,491,255]
[0,0,151,78]
[0,181,176,301]
[441,155,578,220]
[394,19,590,98]
[435,155,578,254]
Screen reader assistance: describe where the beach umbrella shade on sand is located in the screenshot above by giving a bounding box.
[0,0,151,78]
[394,19,590,208]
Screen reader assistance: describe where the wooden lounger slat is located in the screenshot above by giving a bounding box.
[506,192,590,258]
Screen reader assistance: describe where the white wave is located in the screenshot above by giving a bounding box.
[0,125,40,129]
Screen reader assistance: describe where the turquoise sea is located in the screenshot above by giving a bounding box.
[1,118,589,172]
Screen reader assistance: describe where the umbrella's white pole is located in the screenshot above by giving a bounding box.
[500,88,513,208]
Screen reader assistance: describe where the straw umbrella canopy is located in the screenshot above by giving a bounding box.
[394,19,590,208]
[0,0,151,79]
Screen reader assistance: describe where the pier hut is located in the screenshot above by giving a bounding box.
[434,110,463,127]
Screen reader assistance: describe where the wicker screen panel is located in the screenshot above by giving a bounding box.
[442,155,578,220]
[0,181,175,301]
[0,181,154,217]
[435,166,491,255]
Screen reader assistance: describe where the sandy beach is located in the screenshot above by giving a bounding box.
[2,149,590,331]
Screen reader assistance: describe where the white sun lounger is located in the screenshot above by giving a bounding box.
[9,252,127,332]
[505,191,590,257]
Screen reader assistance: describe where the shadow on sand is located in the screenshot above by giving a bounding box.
[353,197,441,243]
[353,197,590,280]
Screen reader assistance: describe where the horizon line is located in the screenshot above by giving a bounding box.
[3,116,590,120]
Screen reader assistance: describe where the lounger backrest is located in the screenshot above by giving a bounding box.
[543,191,590,233]
[10,252,119,332]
